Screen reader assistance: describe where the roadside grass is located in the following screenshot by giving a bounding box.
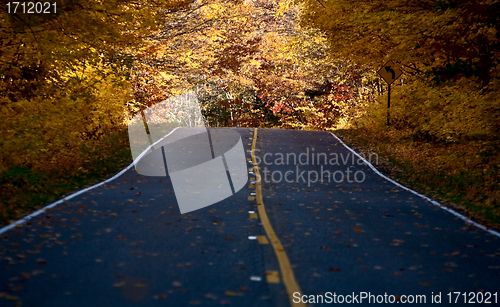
[334,127,500,227]
[0,129,132,226]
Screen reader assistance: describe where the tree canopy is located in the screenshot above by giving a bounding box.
[2,0,499,173]
[0,0,194,172]
[293,0,500,141]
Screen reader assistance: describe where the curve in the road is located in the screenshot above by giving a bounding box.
[329,132,500,238]
[2,128,498,242]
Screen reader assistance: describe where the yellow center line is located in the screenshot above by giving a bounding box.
[250,128,305,307]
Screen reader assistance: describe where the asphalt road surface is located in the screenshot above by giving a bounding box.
[1,128,499,306]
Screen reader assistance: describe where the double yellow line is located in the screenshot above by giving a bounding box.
[250,128,305,307]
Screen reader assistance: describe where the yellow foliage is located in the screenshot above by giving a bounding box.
[0,67,131,173]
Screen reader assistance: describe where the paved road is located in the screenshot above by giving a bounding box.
[1,128,499,306]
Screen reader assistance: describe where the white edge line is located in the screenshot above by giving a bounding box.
[329,132,500,238]
[0,127,181,235]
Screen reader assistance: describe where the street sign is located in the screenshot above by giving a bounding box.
[377,60,403,125]
[377,60,402,85]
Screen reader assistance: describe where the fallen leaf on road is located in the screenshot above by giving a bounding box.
[204,293,218,300]
[419,281,433,287]
[219,299,232,305]
[225,290,243,296]
[36,258,46,265]
[5,294,20,300]
[153,294,167,299]
[354,226,364,233]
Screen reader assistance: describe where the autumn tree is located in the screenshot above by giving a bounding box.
[0,0,194,172]
[132,0,362,129]
[294,0,500,140]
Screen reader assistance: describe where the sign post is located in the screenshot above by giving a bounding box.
[377,60,403,125]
